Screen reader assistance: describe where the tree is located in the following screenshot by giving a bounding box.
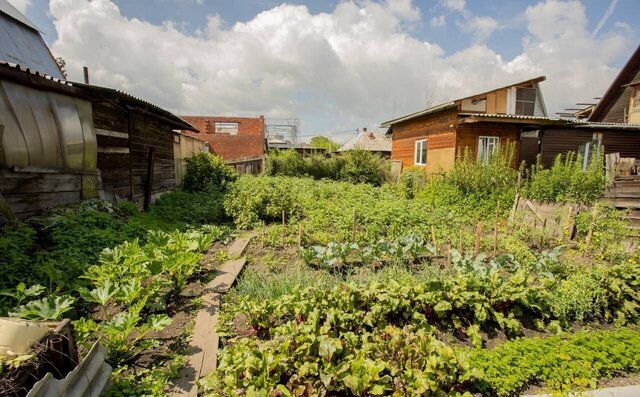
[310,136,341,152]
[55,57,68,78]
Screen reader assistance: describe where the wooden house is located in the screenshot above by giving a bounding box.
[381,76,551,172]
[179,115,265,175]
[76,83,198,207]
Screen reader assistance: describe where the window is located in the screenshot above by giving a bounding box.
[477,136,500,165]
[515,87,537,116]
[578,133,603,170]
[414,139,428,165]
[214,122,239,135]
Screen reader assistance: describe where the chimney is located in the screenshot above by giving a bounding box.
[83,66,89,84]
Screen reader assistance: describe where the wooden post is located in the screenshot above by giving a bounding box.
[458,228,463,254]
[143,147,156,210]
[540,218,547,252]
[493,202,500,256]
[282,210,285,247]
[565,206,574,241]
[298,223,302,248]
[474,223,482,256]
[431,225,438,255]
[352,209,357,241]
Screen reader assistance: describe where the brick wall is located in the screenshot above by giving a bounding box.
[180,115,265,162]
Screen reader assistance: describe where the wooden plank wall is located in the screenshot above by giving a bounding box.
[456,122,520,160]
[93,102,176,206]
[391,108,458,169]
[0,169,83,221]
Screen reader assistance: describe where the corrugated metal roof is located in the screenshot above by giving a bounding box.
[0,60,71,85]
[0,10,63,78]
[72,82,198,132]
[0,0,39,31]
[459,113,567,122]
[337,131,391,152]
[459,113,640,130]
[380,102,456,127]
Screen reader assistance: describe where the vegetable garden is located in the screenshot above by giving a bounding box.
[1,151,639,396]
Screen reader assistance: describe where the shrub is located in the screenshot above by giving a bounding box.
[183,152,237,192]
[263,149,390,186]
[339,150,390,186]
[525,151,605,205]
[417,145,518,219]
[398,167,428,199]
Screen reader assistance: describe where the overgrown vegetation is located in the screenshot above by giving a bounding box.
[183,152,237,193]
[264,149,390,186]
[525,151,606,205]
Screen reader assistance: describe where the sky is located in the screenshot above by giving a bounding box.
[11,0,640,141]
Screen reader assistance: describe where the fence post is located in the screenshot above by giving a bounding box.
[474,223,482,256]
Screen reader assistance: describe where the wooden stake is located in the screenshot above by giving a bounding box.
[352,209,357,241]
[565,206,574,241]
[493,201,500,256]
[431,225,438,255]
[282,209,285,247]
[446,242,451,265]
[474,222,482,256]
[540,218,547,252]
[458,228,463,254]
[298,223,302,248]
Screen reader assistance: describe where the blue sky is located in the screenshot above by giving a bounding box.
[14,0,640,138]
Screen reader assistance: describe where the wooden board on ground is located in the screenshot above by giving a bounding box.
[171,235,253,396]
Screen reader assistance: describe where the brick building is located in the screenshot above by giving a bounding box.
[180,115,265,174]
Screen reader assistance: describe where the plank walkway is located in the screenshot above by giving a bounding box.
[170,233,254,397]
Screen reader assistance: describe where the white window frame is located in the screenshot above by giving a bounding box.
[477,136,500,165]
[414,139,428,165]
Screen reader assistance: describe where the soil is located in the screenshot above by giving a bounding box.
[119,240,229,372]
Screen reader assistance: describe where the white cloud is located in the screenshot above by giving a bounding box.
[49,0,637,135]
[442,0,465,12]
[460,15,499,41]
[431,15,445,27]
[9,0,31,14]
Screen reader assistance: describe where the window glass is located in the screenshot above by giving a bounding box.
[477,136,500,164]
[414,139,427,165]
[515,87,536,116]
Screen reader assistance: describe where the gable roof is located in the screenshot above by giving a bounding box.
[337,131,391,152]
[588,45,640,122]
[0,0,39,31]
[380,76,546,127]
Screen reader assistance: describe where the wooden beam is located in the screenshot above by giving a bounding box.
[144,147,156,210]
[95,129,129,139]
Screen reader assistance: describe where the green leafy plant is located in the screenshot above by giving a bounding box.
[9,295,75,320]
[183,152,237,192]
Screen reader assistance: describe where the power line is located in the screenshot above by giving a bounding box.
[299,128,358,137]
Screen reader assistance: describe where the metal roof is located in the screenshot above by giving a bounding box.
[459,113,568,124]
[0,8,63,78]
[459,113,640,130]
[0,0,39,31]
[380,102,456,127]
[72,82,198,132]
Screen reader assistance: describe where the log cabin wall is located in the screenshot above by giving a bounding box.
[391,108,458,173]
[93,102,176,207]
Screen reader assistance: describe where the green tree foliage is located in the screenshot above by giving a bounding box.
[264,149,390,186]
[310,136,341,152]
[183,152,237,192]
